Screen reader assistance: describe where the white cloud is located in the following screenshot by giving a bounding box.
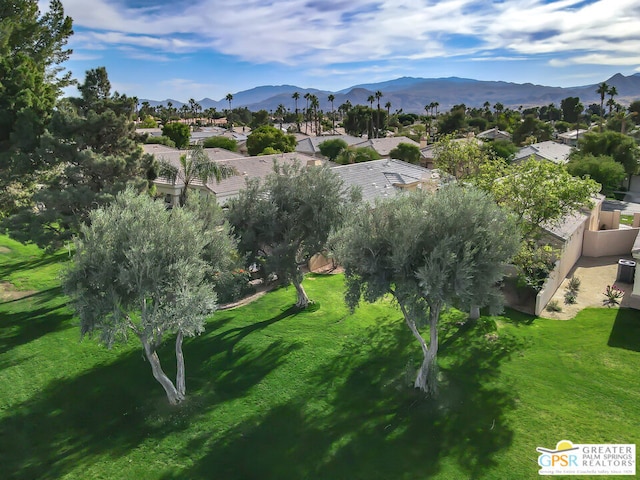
[59,0,640,69]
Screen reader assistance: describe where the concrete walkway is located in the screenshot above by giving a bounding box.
[543,255,640,320]
[602,199,640,215]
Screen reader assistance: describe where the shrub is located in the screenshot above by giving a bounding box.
[139,115,157,128]
[567,276,581,292]
[202,136,238,151]
[318,139,348,161]
[214,268,255,304]
[389,143,421,164]
[145,135,176,147]
[546,300,562,312]
[564,290,577,305]
[602,284,624,307]
[162,122,191,149]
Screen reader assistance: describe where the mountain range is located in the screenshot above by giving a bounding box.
[141,73,640,115]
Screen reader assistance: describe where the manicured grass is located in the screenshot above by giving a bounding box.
[1,235,638,479]
[619,214,634,226]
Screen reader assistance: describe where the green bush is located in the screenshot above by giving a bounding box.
[162,122,191,149]
[318,139,348,161]
[214,268,255,304]
[144,135,176,147]
[567,276,581,292]
[202,136,238,151]
[546,300,562,312]
[564,290,577,305]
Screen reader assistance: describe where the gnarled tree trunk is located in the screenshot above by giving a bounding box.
[292,276,310,309]
[175,330,186,398]
[141,336,183,405]
[403,301,441,397]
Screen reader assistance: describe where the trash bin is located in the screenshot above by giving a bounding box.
[616,259,636,283]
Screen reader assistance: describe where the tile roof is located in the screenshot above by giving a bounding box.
[514,141,573,164]
[353,136,420,156]
[296,134,363,155]
[332,159,448,203]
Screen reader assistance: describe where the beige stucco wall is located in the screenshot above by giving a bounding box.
[535,219,587,315]
[583,228,640,258]
[599,211,620,230]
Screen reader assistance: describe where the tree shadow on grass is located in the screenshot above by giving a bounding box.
[0,251,68,278]
[0,288,73,357]
[0,315,302,480]
[162,315,522,480]
[607,308,640,352]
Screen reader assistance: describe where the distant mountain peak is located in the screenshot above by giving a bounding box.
[139,73,640,114]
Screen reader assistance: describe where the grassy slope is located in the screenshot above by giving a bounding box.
[0,235,638,479]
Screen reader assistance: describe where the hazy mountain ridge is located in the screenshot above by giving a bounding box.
[140,73,640,114]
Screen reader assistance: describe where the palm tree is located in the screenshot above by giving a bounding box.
[596,81,608,129]
[328,94,335,133]
[303,92,311,134]
[493,102,503,123]
[425,103,433,139]
[385,101,392,119]
[275,103,286,131]
[292,92,300,132]
[225,93,233,130]
[158,146,236,206]
[375,90,383,138]
[309,94,320,134]
[367,94,375,138]
[607,86,618,116]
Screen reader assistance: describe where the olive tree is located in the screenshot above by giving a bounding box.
[63,189,235,405]
[332,186,520,396]
[227,161,355,308]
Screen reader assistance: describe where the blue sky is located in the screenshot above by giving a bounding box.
[48,0,640,102]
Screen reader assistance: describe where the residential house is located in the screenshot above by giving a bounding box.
[331,159,450,204]
[557,129,589,146]
[477,127,511,141]
[153,151,321,206]
[296,134,363,157]
[513,141,573,165]
[353,136,420,159]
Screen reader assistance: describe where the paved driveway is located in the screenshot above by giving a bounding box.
[602,199,640,215]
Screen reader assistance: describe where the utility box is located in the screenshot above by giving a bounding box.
[616,259,636,284]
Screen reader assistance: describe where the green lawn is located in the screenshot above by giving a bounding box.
[1,235,638,479]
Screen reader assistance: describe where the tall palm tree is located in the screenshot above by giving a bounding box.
[310,94,320,134]
[607,86,618,116]
[367,94,375,138]
[385,101,392,119]
[303,92,311,134]
[328,94,335,133]
[425,103,433,139]
[225,93,233,130]
[276,103,286,131]
[292,92,300,132]
[375,90,383,138]
[596,81,608,129]
[493,102,503,123]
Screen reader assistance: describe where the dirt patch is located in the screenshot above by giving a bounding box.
[543,256,640,320]
[0,281,37,301]
[0,246,11,254]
